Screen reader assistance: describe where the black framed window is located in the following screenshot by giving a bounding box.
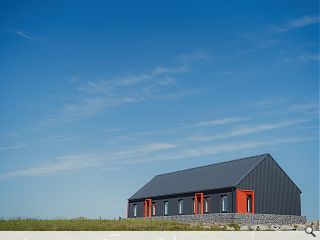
[133,204,137,217]
[221,195,228,212]
[178,199,183,214]
[247,195,252,213]
[164,201,168,215]
[152,202,156,216]
[204,197,210,213]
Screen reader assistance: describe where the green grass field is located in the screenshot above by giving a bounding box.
[0,219,229,231]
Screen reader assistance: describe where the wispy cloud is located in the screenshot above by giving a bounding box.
[219,69,238,75]
[184,119,308,143]
[237,15,318,58]
[35,134,76,143]
[11,30,36,40]
[40,60,204,126]
[181,117,247,128]
[276,51,320,67]
[0,143,27,151]
[0,142,177,178]
[297,53,320,62]
[105,128,125,133]
[1,154,100,178]
[0,132,19,139]
[109,117,247,143]
[243,98,318,118]
[254,97,289,108]
[106,112,313,144]
[1,136,314,179]
[176,49,210,64]
[0,135,76,152]
[288,102,319,112]
[2,98,316,179]
[274,15,320,32]
[151,137,314,162]
[152,66,189,75]
[238,39,280,55]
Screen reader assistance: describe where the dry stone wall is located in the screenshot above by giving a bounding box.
[151,213,307,225]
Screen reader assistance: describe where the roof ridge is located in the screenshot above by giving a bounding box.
[155,153,269,178]
[234,153,269,186]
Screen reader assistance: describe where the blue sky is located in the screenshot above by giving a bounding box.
[0,0,319,220]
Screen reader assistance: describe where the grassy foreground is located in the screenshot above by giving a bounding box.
[0,219,227,231]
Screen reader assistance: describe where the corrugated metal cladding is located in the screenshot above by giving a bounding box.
[237,155,301,215]
[127,153,302,218]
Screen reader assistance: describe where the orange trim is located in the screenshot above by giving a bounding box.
[236,189,255,214]
[144,199,152,217]
[194,192,204,215]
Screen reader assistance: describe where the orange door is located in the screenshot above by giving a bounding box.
[144,199,152,217]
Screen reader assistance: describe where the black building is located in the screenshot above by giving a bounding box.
[127,153,302,218]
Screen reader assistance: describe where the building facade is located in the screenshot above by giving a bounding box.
[127,153,302,218]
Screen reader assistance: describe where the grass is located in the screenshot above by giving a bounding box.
[228,222,241,231]
[0,219,224,231]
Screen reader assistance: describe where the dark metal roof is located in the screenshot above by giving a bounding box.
[129,153,269,200]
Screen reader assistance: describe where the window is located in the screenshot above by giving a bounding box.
[247,195,252,213]
[221,195,228,212]
[133,204,137,217]
[193,198,195,214]
[178,199,183,214]
[152,202,156,216]
[164,201,169,215]
[204,197,210,213]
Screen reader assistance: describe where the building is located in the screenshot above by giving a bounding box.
[127,153,302,218]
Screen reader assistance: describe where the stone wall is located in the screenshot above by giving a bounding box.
[151,213,307,225]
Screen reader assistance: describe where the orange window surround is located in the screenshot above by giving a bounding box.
[194,192,204,215]
[236,189,255,214]
[144,199,152,217]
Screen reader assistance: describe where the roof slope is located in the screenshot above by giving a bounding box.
[129,153,269,200]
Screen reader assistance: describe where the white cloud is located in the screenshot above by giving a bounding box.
[276,52,320,67]
[0,132,19,139]
[11,30,36,40]
[1,135,313,179]
[1,154,100,178]
[177,49,210,63]
[274,15,320,32]
[238,40,280,56]
[155,76,177,86]
[150,88,204,101]
[3,114,315,179]
[151,137,314,162]
[142,143,178,152]
[182,117,247,128]
[152,66,189,75]
[0,143,27,151]
[36,135,76,143]
[105,128,125,133]
[298,53,320,62]
[185,119,308,142]
[254,97,288,108]
[106,114,312,145]
[0,135,76,152]
[78,66,188,94]
[288,102,318,112]
[0,142,177,178]
[39,62,203,127]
